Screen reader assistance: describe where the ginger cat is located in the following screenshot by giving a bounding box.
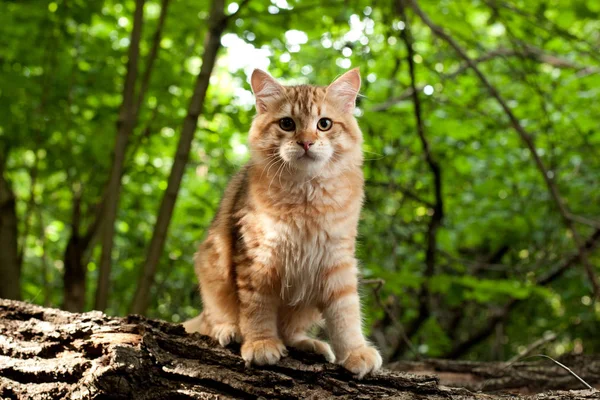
[184,68,382,378]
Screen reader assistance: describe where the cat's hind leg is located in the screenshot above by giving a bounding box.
[189,236,241,347]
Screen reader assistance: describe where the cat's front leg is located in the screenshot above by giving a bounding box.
[320,258,382,378]
[238,262,287,367]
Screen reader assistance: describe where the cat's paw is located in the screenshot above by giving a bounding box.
[290,338,335,363]
[241,338,287,367]
[341,345,382,379]
[212,323,241,347]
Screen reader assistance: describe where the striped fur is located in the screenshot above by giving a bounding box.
[184,69,382,378]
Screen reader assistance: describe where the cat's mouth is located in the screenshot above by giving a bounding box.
[297,152,316,161]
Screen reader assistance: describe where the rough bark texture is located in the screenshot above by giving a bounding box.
[0,299,598,400]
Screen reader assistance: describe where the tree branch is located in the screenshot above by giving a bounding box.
[363,278,420,360]
[370,46,599,112]
[409,0,600,299]
[367,181,434,208]
[134,0,171,116]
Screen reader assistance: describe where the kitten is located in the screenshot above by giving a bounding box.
[184,68,382,378]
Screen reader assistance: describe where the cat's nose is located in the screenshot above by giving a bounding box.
[297,141,315,152]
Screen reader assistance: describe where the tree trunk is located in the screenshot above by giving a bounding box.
[1,299,598,400]
[0,158,20,300]
[95,0,146,312]
[130,0,227,315]
[62,193,88,312]
[62,235,87,312]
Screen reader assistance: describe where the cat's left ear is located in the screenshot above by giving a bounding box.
[250,69,285,114]
[326,68,361,113]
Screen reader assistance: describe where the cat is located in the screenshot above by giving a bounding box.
[184,68,382,378]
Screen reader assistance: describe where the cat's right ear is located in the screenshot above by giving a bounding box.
[250,69,284,113]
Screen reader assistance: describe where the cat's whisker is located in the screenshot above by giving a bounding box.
[260,160,278,181]
[277,161,288,188]
[268,160,286,194]
[263,157,283,181]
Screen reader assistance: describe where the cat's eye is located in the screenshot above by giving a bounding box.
[279,117,296,131]
[317,118,333,131]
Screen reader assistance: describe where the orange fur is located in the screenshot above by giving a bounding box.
[184,68,382,378]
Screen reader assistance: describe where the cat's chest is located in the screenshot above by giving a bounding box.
[248,197,357,304]
[263,216,334,304]
[263,214,332,260]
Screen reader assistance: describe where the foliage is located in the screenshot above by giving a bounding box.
[1,0,599,361]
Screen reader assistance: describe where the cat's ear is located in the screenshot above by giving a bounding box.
[250,69,285,113]
[326,68,361,113]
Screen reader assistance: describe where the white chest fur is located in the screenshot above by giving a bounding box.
[258,214,335,306]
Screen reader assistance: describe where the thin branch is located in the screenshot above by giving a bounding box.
[506,332,557,364]
[444,228,600,358]
[367,181,434,208]
[485,0,600,63]
[223,0,251,22]
[567,213,600,229]
[526,355,592,390]
[134,0,171,116]
[362,278,420,360]
[409,0,600,299]
[370,46,598,112]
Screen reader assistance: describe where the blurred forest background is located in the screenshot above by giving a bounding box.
[1,0,599,364]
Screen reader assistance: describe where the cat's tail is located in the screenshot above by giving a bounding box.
[183,312,210,335]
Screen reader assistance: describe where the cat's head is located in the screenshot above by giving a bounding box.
[248,69,363,178]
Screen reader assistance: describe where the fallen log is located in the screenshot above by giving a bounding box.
[390,356,600,394]
[0,299,598,399]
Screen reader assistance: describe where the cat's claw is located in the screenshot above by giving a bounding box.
[212,323,241,347]
[340,345,382,379]
[241,338,287,366]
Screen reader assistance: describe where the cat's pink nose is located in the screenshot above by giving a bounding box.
[297,141,314,152]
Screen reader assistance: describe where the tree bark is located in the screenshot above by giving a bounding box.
[1,299,598,400]
[95,0,146,312]
[130,0,227,315]
[0,159,20,300]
